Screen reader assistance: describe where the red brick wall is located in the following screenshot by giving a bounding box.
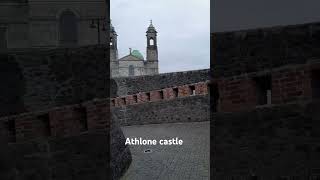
[110,82,210,108]
[150,90,163,102]
[195,82,209,95]
[217,76,258,112]
[163,87,178,100]
[138,92,150,103]
[123,95,135,105]
[15,113,51,141]
[49,106,87,138]
[272,67,312,104]
[214,65,316,112]
[0,99,109,143]
[85,100,109,131]
[178,85,191,97]
[110,66,315,113]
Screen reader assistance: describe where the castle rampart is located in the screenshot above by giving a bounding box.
[114,69,209,96]
[111,81,209,126]
[211,21,320,179]
[0,45,108,117]
[111,81,209,107]
[212,22,320,113]
[0,98,131,180]
[213,22,320,78]
[0,99,109,143]
[212,100,320,179]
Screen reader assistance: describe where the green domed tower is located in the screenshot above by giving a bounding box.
[131,50,144,60]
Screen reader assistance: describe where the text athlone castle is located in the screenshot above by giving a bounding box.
[110,21,159,77]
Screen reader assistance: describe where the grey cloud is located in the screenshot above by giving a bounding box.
[111,0,210,73]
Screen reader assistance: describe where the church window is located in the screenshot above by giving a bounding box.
[129,65,134,76]
[149,38,154,46]
[0,27,7,50]
[59,11,78,46]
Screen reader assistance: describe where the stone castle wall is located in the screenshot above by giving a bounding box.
[213,62,318,112]
[0,45,131,179]
[0,99,110,179]
[0,99,131,180]
[111,81,209,126]
[211,22,320,112]
[212,22,320,78]
[0,45,108,117]
[212,100,320,179]
[114,69,209,97]
[211,21,320,179]
[0,99,109,143]
[112,95,209,126]
[111,81,208,107]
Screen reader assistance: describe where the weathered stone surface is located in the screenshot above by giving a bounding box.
[112,95,209,126]
[0,45,108,117]
[0,124,131,180]
[0,132,108,180]
[212,100,320,179]
[114,69,209,96]
[0,98,131,180]
[212,22,320,78]
[111,122,132,180]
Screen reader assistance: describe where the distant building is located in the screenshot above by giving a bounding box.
[110,21,159,77]
[0,0,107,50]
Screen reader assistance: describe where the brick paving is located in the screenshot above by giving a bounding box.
[120,121,210,180]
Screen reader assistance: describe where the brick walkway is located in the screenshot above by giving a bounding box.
[120,121,210,180]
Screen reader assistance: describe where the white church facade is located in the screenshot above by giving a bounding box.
[110,21,159,77]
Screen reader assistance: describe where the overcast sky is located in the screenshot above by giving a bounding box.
[212,0,320,32]
[111,0,210,73]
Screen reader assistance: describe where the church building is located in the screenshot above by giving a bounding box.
[110,21,159,77]
[0,0,107,50]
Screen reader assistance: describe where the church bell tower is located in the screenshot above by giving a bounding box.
[110,20,119,77]
[146,20,159,74]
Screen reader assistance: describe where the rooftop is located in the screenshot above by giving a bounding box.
[131,50,144,60]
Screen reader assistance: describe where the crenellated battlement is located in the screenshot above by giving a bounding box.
[111,81,209,107]
[211,21,320,113]
[0,98,109,143]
